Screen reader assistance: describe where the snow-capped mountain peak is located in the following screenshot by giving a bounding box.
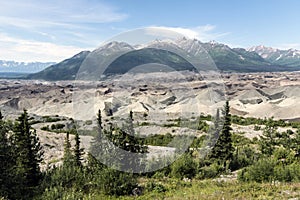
[0,60,55,73]
[248,45,300,66]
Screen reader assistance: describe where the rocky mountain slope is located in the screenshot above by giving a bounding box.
[27,51,90,80]
[249,45,300,67]
[27,39,300,81]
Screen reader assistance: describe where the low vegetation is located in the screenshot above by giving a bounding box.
[0,101,299,199]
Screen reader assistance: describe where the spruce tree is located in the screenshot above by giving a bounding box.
[63,131,74,167]
[90,110,103,156]
[111,111,148,171]
[89,110,107,169]
[13,110,43,199]
[121,111,147,154]
[0,111,16,199]
[209,101,234,168]
[73,129,84,166]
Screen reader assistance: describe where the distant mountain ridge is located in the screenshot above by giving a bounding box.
[27,51,90,80]
[27,38,300,80]
[0,60,55,73]
[248,45,300,67]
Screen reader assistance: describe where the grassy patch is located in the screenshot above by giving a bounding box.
[90,179,300,199]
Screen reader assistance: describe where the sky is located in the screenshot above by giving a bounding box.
[0,0,300,62]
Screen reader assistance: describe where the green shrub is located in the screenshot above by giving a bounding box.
[140,122,150,126]
[287,162,300,181]
[42,166,87,190]
[191,135,206,148]
[41,125,50,131]
[197,162,223,179]
[145,181,166,193]
[274,165,293,182]
[97,168,137,196]
[51,123,65,130]
[230,146,258,171]
[42,116,61,123]
[40,186,95,200]
[163,123,179,128]
[274,162,300,182]
[144,133,174,146]
[238,158,276,183]
[197,120,209,132]
[254,125,261,131]
[199,114,212,121]
[85,120,93,125]
[273,147,289,161]
[171,153,197,179]
[143,112,148,118]
[145,156,172,178]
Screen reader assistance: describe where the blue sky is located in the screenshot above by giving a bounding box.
[0,0,300,62]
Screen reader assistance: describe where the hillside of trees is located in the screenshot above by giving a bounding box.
[0,101,300,199]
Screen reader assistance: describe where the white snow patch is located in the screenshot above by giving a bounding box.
[276,54,282,61]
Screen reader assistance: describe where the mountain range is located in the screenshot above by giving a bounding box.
[248,45,300,67]
[0,60,55,73]
[24,38,300,80]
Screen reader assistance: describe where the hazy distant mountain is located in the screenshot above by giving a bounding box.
[200,41,272,71]
[248,45,300,67]
[27,51,90,80]
[0,60,55,73]
[28,39,300,80]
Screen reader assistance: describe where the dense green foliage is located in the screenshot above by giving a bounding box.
[209,101,234,168]
[232,115,300,128]
[0,111,16,198]
[0,110,43,199]
[144,133,174,146]
[238,118,300,183]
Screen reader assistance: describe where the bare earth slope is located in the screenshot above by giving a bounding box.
[1,71,300,121]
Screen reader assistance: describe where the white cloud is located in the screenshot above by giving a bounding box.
[0,0,127,62]
[0,34,89,62]
[277,43,300,50]
[146,25,229,42]
[0,0,128,29]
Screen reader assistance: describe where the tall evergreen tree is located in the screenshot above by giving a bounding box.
[63,131,74,167]
[121,111,147,154]
[209,101,234,168]
[89,110,147,171]
[88,110,138,194]
[111,111,148,171]
[90,110,103,156]
[0,111,16,199]
[73,129,84,166]
[13,110,43,199]
[89,110,108,169]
